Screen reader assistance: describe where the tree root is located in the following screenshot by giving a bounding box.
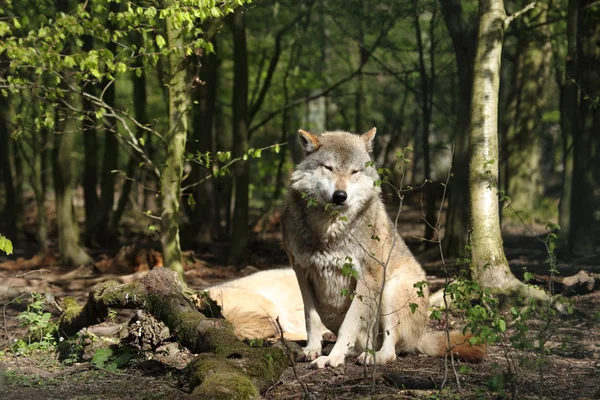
[429,278,568,313]
[58,267,288,398]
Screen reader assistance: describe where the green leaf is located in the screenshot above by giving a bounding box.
[156,34,166,49]
[498,319,506,332]
[0,235,13,255]
[91,348,113,368]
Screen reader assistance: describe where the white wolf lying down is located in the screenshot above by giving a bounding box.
[206,268,330,342]
[206,268,485,364]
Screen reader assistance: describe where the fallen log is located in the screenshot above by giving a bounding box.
[58,267,288,399]
[533,270,600,296]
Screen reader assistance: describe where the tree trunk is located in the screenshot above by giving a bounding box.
[0,94,18,244]
[97,1,120,246]
[213,97,231,240]
[355,0,367,134]
[505,6,551,222]
[558,0,577,242]
[569,0,600,255]
[30,100,49,254]
[53,99,92,266]
[82,35,99,246]
[189,39,218,243]
[228,9,250,266]
[440,0,476,258]
[160,9,189,281]
[414,0,436,243]
[468,0,546,299]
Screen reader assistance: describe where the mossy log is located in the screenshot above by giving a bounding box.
[58,267,288,399]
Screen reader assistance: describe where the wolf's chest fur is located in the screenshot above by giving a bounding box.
[294,241,359,333]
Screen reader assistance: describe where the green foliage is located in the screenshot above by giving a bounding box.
[13,292,58,354]
[0,234,13,255]
[91,346,135,372]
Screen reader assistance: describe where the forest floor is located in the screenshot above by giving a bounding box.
[1,197,600,399]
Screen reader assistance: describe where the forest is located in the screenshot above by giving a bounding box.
[0,0,599,399]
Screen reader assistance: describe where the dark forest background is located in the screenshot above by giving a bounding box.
[0,0,598,270]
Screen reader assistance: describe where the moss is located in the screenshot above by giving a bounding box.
[245,347,288,391]
[188,356,242,388]
[192,371,260,400]
[59,297,83,325]
[94,282,145,308]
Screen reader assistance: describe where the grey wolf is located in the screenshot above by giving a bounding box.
[281,128,485,368]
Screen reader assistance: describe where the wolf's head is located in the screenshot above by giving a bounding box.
[290,129,380,212]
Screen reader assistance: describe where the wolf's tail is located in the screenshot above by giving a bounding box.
[417,330,486,363]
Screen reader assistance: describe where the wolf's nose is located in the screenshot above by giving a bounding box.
[332,190,348,205]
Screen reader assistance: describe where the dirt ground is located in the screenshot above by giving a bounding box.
[1,201,600,399]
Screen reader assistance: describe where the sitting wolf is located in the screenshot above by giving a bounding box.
[280,128,485,368]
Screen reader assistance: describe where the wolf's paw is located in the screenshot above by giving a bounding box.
[310,354,345,369]
[356,351,396,366]
[302,345,322,361]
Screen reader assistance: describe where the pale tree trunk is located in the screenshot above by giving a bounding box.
[228,9,250,266]
[440,0,476,257]
[569,0,600,255]
[160,9,188,281]
[468,0,546,299]
[558,0,577,241]
[505,6,552,220]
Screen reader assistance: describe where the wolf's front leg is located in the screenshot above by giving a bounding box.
[294,268,324,360]
[311,282,371,369]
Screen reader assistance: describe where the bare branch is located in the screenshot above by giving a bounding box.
[505,2,536,29]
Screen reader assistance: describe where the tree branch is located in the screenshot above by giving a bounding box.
[505,2,536,29]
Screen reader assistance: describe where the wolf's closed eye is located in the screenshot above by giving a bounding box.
[322,165,333,171]
[351,170,361,175]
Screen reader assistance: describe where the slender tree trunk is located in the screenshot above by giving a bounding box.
[468,0,545,299]
[414,0,436,243]
[0,94,18,243]
[213,97,230,240]
[189,38,218,243]
[97,1,120,245]
[32,135,48,255]
[228,9,250,266]
[82,35,99,246]
[53,100,92,266]
[558,0,577,241]
[441,0,476,257]
[569,0,600,255]
[355,0,366,133]
[31,99,49,254]
[160,7,189,281]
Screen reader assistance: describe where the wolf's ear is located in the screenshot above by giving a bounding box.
[361,127,377,152]
[298,129,321,154]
